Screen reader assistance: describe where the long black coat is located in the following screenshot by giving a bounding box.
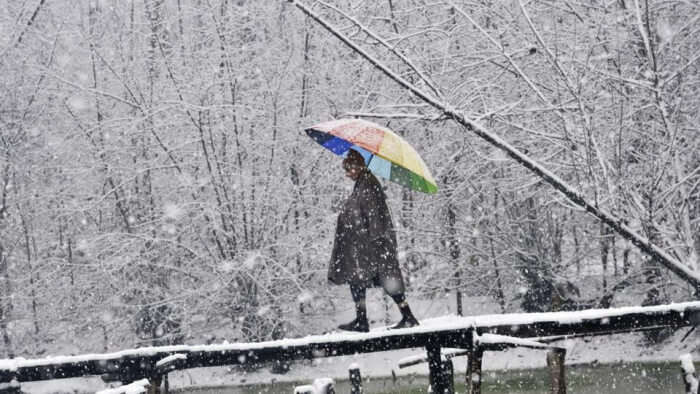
[328,170,405,295]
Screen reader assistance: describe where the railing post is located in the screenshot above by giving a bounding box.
[680,353,699,394]
[152,353,186,394]
[0,379,21,394]
[349,363,362,394]
[147,375,162,394]
[427,344,441,393]
[427,344,452,393]
[442,358,454,394]
[466,345,483,394]
[546,348,566,394]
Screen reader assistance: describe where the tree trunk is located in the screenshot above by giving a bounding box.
[600,222,610,293]
[0,243,12,358]
[20,212,40,336]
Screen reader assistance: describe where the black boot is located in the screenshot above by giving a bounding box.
[338,299,369,332]
[390,295,419,330]
[338,316,369,332]
[390,312,419,330]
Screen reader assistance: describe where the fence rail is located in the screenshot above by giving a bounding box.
[2,301,700,393]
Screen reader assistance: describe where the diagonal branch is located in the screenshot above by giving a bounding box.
[0,0,47,58]
[287,0,700,290]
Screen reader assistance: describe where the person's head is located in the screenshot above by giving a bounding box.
[343,149,366,181]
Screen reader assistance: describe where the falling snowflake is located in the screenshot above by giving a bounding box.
[244,252,262,269]
[656,18,674,45]
[220,260,236,273]
[257,306,271,316]
[163,203,183,220]
[297,291,313,304]
[68,95,89,111]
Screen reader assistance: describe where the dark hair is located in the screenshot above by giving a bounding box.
[344,149,365,167]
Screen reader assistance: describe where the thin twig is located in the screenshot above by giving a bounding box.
[315,0,444,99]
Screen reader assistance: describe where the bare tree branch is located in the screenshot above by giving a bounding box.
[288,0,700,289]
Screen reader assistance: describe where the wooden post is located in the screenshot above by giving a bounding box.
[680,354,699,394]
[466,346,483,394]
[442,358,455,394]
[427,345,451,393]
[0,380,21,394]
[349,364,362,394]
[147,375,162,394]
[153,353,186,394]
[546,348,566,394]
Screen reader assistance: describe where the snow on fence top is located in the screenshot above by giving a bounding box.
[2,301,700,383]
[474,333,558,349]
[155,353,187,368]
[397,348,468,369]
[95,378,149,394]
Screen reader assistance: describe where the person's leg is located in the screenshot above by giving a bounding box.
[338,285,369,332]
[350,285,368,325]
[389,292,419,329]
[380,276,419,329]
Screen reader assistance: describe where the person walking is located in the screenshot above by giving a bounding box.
[329,149,419,332]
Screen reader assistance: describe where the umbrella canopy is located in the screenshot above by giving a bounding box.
[305,118,438,194]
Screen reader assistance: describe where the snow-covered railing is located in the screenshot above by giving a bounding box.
[474,333,563,350]
[1,301,700,393]
[398,348,469,369]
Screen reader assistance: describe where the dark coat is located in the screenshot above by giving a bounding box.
[328,170,405,294]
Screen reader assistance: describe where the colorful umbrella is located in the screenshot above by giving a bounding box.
[305,118,438,194]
